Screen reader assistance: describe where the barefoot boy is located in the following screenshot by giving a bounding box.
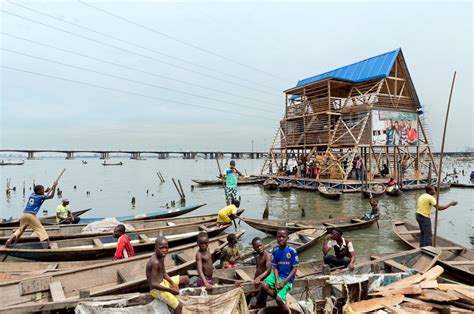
[195,232,220,289]
[147,236,189,314]
[251,237,272,308]
[220,233,240,268]
[258,229,298,313]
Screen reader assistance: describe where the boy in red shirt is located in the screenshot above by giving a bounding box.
[112,224,135,260]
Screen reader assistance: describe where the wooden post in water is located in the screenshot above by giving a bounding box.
[433,71,456,247]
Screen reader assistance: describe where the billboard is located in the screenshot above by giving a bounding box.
[372,110,418,146]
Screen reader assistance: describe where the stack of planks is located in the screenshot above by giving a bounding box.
[344,266,474,313]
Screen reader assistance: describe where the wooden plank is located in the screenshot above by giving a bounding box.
[19,276,52,295]
[235,269,252,282]
[49,281,65,302]
[398,230,421,235]
[419,265,443,281]
[444,260,474,265]
[175,252,193,263]
[384,259,411,272]
[117,269,134,283]
[138,234,151,243]
[45,263,59,271]
[418,289,459,302]
[404,296,471,313]
[93,238,103,248]
[420,280,438,289]
[348,294,404,312]
[50,242,58,249]
[369,285,422,297]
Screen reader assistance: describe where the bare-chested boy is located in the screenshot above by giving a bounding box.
[251,237,272,308]
[195,232,221,289]
[146,236,189,314]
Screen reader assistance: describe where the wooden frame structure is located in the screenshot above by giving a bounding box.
[262,49,437,189]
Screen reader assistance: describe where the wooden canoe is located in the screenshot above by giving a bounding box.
[0,260,101,282]
[192,176,265,186]
[0,222,231,261]
[102,161,123,166]
[239,228,326,262]
[77,203,205,224]
[0,209,244,244]
[392,221,474,285]
[401,182,451,191]
[0,161,24,166]
[0,232,243,309]
[385,185,402,196]
[451,183,474,188]
[362,184,385,198]
[263,178,279,190]
[243,215,379,235]
[318,185,342,200]
[0,208,92,227]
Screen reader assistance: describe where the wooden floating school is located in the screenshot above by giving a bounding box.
[262,48,440,192]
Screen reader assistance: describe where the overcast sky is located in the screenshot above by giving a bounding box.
[1,0,472,152]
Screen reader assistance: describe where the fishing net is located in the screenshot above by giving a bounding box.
[75,295,169,314]
[179,287,248,314]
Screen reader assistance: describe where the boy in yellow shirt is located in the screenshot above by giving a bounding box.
[416,185,457,247]
[216,199,241,227]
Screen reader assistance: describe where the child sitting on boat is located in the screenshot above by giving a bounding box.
[112,224,135,260]
[147,236,189,314]
[220,233,241,268]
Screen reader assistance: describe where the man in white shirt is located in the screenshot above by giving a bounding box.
[322,228,355,271]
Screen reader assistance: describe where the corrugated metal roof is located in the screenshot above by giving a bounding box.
[295,48,401,88]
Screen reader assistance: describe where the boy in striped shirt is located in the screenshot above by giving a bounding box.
[112,224,135,260]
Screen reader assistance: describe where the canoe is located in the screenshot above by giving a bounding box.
[0,208,92,227]
[450,183,474,189]
[385,185,402,196]
[361,184,385,198]
[0,222,231,261]
[243,215,378,235]
[263,178,279,190]
[77,204,205,224]
[0,260,101,282]
[239,228,326,262]
[0,208,244,244]
[0,161,24,166]
[0,232,243,309]
[318,185,342,200]
[401,182,451,191]
[192,176,265,186]
[102,161,123,166]
[392,221,474,285]
[278,182,291,192]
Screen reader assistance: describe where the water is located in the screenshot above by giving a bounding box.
[1,157,472,262]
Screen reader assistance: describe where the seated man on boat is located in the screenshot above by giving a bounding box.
[56,199,80,224]
[257,228,298,313]
[216,199,241,227]
[5,182,58,248]
[112,224,135,260]
[322,228,355,271]
[416,185,458,247]
[147,236,189,314]
[363,198,380,220]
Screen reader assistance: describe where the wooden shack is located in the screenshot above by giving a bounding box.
[264,48,437,191]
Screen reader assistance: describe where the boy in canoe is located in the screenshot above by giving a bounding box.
[195,232,221,289]
[112,224,135,260]
[216,199,241,227]
[225,160,243,204]
[220,233,241,268]
[257,229,299,313]
[147,236,189,314]
[250,237,272,308]
[322,228,355,271]
[5,182,58,247]
[363,198,380,220]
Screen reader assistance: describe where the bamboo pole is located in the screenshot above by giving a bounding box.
[177,179,185,199]
[171,178,184,199]
[433,71,456,247]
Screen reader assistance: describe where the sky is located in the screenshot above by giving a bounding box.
[0,0,472,152]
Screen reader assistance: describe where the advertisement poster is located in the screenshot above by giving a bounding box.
[372,110,418,145]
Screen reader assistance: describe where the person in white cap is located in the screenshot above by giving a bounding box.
[56,199,80,224]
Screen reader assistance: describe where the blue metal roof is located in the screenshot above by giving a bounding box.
[295,48,401,88]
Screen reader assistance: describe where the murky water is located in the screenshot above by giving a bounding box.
[1,157,472,262]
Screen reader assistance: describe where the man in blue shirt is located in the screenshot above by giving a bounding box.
[257,228,298,313]
[224,160,242,204]
[6,181,58,247]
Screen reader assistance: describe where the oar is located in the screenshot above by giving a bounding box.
[54,168,66,184]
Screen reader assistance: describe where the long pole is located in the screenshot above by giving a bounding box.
[433,71,456,247]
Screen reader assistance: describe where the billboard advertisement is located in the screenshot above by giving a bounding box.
[372,110,418,146]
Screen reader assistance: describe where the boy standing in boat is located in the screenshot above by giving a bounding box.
[225,160,242,204]
[5,182,58,247]
[416,185,457,247]
[258,229,298,313]
[147,236,189,314]
[195,232,221,289]
[112,224,135,260]
[322,228,355,271]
